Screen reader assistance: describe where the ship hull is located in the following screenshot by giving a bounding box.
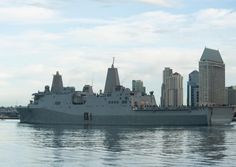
[17,107,234,126]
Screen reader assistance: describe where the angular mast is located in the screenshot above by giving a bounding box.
[104,58,120,94]
[51,71,64,93]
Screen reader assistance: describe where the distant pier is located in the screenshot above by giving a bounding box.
[0,107,19,119]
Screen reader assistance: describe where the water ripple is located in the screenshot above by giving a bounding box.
[1,120,236,167]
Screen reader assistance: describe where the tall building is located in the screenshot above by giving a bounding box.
[161,68,183,107]
[187,70,199,107]
[160,67,173,107]
[132,80,146,94]
[199,48,225,105]
[225,86,236,105]
[166,73,183,107]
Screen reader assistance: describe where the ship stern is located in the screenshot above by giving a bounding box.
[209,106,234,125]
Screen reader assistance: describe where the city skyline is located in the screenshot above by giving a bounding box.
[0,0,236,106]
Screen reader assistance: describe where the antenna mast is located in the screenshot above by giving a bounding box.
[112,57,115,68]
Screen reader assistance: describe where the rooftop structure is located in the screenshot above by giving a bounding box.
[200,48,223,63]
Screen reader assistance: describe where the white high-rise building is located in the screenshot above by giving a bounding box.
[160,67,173,107]
[161,68,183,107]
[199,48,225,105]
[166,73,183,107]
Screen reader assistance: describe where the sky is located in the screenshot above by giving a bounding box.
[0,0,236,106]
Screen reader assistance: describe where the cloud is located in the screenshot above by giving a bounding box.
[0,72,13,79]
[0,7,236,105]
[0,6,57,23]
[0,0,68,8]
[60,8,236,50]
[195,8,236,28]
[63,11,187,47]
[137,0,178,7]
[94,0,180,7]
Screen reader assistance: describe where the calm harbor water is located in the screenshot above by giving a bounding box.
[1,120,236,167]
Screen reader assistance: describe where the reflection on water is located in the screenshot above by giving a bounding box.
[0,120,236,167]
[162,129,185,155]
[190,127,226,165]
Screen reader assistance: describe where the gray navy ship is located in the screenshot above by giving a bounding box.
[18,61,234,126]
